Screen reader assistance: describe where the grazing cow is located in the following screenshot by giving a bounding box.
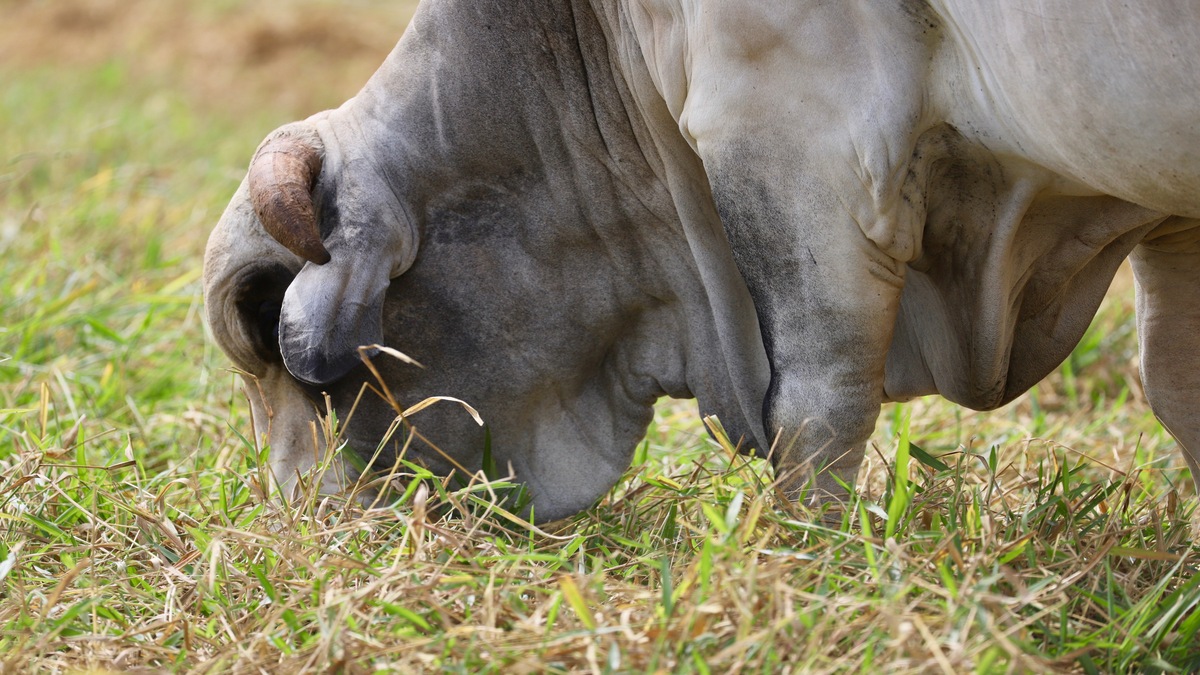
[204,0,1200,521]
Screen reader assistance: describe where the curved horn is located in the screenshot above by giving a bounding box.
[248,128,331,265]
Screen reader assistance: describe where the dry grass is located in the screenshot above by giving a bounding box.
[1,1,1197,672]
[2,390,1197,672]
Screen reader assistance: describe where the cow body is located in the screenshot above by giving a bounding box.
[205,0,1200,520]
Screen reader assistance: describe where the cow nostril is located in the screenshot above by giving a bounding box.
[232,264,294,364]
[257,299,282,347]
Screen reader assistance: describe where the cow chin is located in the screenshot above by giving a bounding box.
[236,369,358,503]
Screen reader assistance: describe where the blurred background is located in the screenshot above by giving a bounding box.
[2,0,416,115]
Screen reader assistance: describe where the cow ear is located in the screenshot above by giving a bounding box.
[277,255,390,385]
[272,131,417,386]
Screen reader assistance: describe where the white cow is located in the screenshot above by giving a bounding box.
[204,0,1200,520]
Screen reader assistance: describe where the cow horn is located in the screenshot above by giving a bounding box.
[248,128,332,265]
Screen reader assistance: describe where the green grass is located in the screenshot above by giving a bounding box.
[2,13,1198,673]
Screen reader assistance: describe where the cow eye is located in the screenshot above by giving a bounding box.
[233,265,294,364]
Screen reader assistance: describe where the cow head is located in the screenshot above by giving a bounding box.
[204,108,766,521]
[203,0,779,521]
[204,114,427,502]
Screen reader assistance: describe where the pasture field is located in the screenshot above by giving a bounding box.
[1,1,1198,672]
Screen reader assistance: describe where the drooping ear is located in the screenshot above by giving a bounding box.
[278,253,392,385]
[272,123,418,386]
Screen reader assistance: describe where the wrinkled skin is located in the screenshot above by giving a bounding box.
[204,0,1200,521]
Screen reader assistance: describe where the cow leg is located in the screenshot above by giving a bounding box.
[667,2,929,505]
[704,156,908,504]
[1130,217,1200,483]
